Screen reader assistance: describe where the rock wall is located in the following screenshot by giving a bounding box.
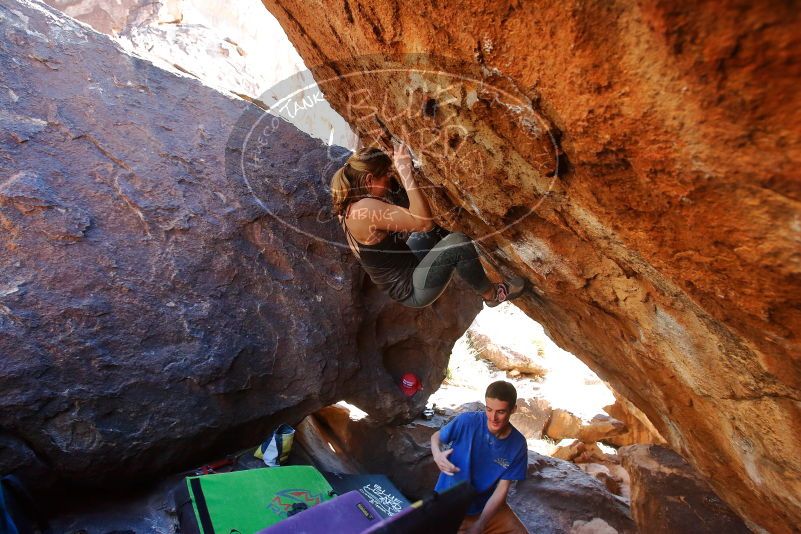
[509,453,635,534]
[43,0,357,147]
[0,0,480,488]
[303,404,440,500]
[42,0,178,34]
[604,390,667,447]
[620,445,751,534]
[259,1,801,531]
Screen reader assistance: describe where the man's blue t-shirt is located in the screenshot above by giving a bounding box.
[434,411,527,515]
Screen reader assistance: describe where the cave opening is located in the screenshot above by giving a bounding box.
[426,302,637,498]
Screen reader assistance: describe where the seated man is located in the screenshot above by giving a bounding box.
[430,381,528,534]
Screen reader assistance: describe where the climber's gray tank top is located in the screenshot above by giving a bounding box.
[340,201,419,302]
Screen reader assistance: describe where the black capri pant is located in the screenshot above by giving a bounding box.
[400,229,493,308]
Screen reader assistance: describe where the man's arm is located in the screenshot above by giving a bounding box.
[465,479,512,534]
[430,430,460,475]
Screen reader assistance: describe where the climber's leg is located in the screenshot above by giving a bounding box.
[406,225,450,261]
[400,232,494,308]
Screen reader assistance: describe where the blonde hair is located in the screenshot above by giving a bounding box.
[331,147,392,216]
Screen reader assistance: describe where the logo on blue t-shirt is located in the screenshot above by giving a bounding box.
[493,457,510,469]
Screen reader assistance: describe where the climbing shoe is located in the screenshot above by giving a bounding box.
[486,275,526,307]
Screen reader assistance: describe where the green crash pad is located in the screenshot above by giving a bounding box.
[181,466,334,534]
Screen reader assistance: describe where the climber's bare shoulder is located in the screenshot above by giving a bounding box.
[347,197,422,234]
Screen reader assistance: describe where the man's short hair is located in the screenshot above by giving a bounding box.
[485,380,517,407]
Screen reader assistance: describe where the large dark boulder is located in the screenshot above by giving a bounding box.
[0,0,480,489]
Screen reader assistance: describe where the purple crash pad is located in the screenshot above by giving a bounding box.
[258,490,381,534]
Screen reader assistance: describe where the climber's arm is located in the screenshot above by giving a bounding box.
[465,479,512,534]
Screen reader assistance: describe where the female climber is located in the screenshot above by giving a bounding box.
[330,141,525,308]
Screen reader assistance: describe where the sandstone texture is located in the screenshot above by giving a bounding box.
[294,413,364,475]
[578,463,630,503]
[510,397,551,440]
[578,414,627,443]
[620,445,752,534]
[466,329,546,376]
[465,307,547,376]
[545,408,628,444]
[604,390,667,447]
[509,452,635,534]
[261,0,801,530]
[0,0,479,488]
[553,440,609,465]
[544,409,583,441]
[571,518,620,534]
[302,404,445,499]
